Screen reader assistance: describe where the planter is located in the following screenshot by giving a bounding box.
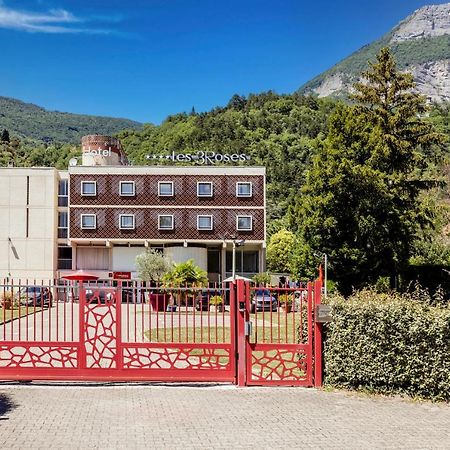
[209,305,224,313]
[280,304,292,313]
[147,293,171,312]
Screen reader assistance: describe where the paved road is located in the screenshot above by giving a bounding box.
[0,384,449,449]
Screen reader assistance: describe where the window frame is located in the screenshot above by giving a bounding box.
[236,215,253,231]
[81,181,97,197]
[158,181,174,197]
[197,181,213,198]
[158,214,174,230]
[119,181,135,197]
[80,214,97,230]
[236,181,253,198]
[197,214,213,231]
[119,214,135,230]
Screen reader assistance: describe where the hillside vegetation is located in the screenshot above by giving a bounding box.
[0,96,141,144]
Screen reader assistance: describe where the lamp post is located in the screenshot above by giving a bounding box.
[314,251,328,298]
[230,234,245,281]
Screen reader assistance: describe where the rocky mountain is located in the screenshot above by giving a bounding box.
[299,3,450,102]
[0,96,142,144]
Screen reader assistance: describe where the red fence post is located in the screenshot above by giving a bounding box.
[313,279,323,387]
[236,279,247,387]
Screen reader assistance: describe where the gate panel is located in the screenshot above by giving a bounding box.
[244,282,314,386]
[117,282,236,382]
[81,288,119,369]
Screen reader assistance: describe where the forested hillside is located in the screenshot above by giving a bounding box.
[118,93,338,230]
[0,96,141,144]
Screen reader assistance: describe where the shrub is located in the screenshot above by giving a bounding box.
[163,259,208,286]
[323,289,450,401]
[209,295,223,306]
[252,272,271,286]
[278,294,293,305]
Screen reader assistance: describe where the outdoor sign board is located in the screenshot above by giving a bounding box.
[112,271,132,280]
[315,304,332,323]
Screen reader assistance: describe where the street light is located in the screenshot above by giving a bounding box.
[230,234,245,281]
[314,251,328,298]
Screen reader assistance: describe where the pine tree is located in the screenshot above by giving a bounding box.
[291,48,444,291]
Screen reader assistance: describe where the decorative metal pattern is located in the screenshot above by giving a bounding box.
[123,346,231,370]
[70,174,264,207]
[249,347,309,382]
[0,345,78,368]
[84,293,117,369]
[69,207,264,240]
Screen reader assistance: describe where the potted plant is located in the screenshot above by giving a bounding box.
[209,295,223,312]
[162,259,208,307]
[135,249,172,311]
[0,292,13,310]
[278,294,293,313]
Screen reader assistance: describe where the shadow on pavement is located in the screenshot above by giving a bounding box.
[0,380,232,389]
[0,392,17,419]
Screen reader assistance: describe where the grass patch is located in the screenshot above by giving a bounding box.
[0,307,43,324]
[144,322,297,344]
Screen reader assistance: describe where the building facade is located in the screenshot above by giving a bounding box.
[0,135,266,282]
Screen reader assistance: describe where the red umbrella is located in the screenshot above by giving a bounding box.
[62,270,99,281]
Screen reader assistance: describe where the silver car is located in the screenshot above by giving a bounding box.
[251,289,277,313]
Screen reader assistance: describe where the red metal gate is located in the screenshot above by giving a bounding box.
[0,279,322,385]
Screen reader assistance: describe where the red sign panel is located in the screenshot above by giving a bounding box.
[112,271,131,280]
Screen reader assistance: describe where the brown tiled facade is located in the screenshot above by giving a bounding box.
[69,208,264,241]
[69,174,264,208]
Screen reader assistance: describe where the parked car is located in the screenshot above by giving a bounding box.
[19,286,53,307]
[195,289,224,311]
[251,289,277,313]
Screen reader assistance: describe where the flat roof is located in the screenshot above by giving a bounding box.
[69,165,266,176]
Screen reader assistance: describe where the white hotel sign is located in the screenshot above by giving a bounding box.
[146,151,250,164]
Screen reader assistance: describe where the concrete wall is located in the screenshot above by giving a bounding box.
[165,246,208,272]
[0,168,58,280]
[112,247,145,272]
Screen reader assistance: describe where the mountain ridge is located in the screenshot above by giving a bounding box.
[299,3,450,102]
[0,96,142,144]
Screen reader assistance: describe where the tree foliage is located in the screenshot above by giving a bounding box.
[162,259,208,286]
[291,48,445,291]
[135,250,171,282]
[266,229,296,273]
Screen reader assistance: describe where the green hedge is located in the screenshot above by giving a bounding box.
[323,290,450,401]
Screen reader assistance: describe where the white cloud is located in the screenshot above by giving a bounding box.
[0,2,111,34]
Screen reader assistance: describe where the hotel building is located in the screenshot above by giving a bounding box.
[0,135,266,282]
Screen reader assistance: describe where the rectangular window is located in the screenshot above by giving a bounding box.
[197,215,213,230]
[81,181,97,196]
[158,181,174,197]
[226,250,259,273]
[236,182,252,197]
[197,181,213,197]
[236,215,252,231]
[81,214,96,229]
[120,181,135,196]
[58,211,68,238]
[58,179,68,206]
[158,215,174,230]
[57,246,72,270]
[119,214,135,229]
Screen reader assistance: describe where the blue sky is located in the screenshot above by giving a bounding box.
[0,0,448,123]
